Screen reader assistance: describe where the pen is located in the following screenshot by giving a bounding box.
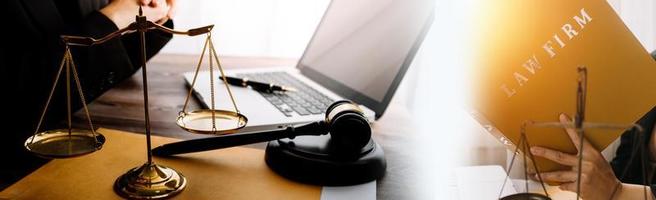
[220,76,296,93]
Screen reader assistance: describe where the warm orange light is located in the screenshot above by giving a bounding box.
[471,0,656,172]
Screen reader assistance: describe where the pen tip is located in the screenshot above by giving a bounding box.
[283,87,297,92]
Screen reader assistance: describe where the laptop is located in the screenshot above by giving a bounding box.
[184,0,435,131]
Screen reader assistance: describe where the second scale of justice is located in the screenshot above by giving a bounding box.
[23,6,247,199]
[497,67,652,200]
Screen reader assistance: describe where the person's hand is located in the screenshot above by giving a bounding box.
[143,0,178,24]
[530,114,622,200]
[140,0,175,24]
[165,0,177,20]
[100,0,172,29]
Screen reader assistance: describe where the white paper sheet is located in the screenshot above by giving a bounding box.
[320,181,376,200]
[455,165,517,200]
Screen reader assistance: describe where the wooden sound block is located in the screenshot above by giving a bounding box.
[265,134,386,186]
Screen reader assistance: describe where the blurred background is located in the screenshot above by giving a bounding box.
[161,0,656,56]
[159,0,656,198]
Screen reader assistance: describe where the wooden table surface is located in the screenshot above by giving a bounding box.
[71,54,420,199]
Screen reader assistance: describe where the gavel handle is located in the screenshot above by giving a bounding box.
[152,121,326,156]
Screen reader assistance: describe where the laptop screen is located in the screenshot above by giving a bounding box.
[298,0,434,118]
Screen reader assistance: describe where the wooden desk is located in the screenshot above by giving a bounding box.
[69,54,418,199]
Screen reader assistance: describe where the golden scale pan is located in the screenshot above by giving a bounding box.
[23,6,248,199]
[176,32,247,135]
[24,47,105,158]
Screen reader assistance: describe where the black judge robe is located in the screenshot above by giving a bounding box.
[610,53,656,196]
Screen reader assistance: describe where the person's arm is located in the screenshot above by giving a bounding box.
[37,0,175,130]
[67,0,175,101]
[609,106,656,196]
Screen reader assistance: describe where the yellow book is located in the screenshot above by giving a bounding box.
[471,0,656,172]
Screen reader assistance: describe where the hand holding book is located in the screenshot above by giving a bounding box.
[530,114,626,199]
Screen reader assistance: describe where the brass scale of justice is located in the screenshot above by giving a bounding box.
[23,7,247,199]
[497,67,653,200]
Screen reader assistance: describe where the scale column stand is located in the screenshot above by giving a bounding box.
[113,7,187,199]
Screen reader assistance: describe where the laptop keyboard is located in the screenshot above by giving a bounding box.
[235,72,334,117]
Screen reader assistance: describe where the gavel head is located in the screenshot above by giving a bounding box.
[325,100,372,153]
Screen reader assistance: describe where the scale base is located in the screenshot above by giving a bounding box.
[114,163,187,199]
[265,134,386,186]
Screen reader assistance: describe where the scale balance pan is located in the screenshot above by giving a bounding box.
[500,193,551,200]
[24,129,105,159]
[176,109,247,135]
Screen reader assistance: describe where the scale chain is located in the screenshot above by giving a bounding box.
[498,133,522,199]
[68,50,99,143]
[209,38,240,114]
[30,48,70,144]
[181,36,210,114]
[208,33,217,132]
[66,49,72,136]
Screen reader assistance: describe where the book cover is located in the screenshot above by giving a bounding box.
[471,0,656,172]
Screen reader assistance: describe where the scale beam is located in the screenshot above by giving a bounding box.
[61,20,213,46]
